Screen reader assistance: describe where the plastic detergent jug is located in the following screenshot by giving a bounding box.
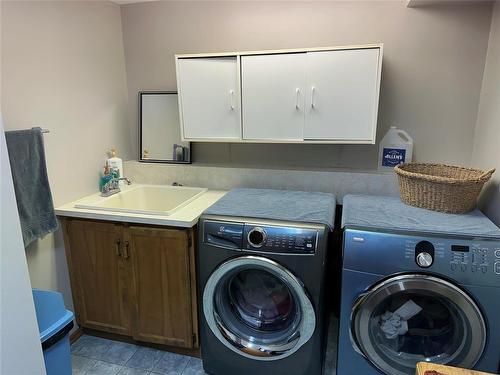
[378,126,413,170]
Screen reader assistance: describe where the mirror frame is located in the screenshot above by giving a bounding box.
[138,91,191,164]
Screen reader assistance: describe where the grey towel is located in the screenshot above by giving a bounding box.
[342,194,500,238]
[204,188,336,230]
[5,127,58,246]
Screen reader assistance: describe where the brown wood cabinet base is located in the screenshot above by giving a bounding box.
[61,217,199,350]
[81,328,201,358]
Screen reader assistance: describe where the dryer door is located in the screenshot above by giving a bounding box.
[351,274,487,375]
[203,256,316,361]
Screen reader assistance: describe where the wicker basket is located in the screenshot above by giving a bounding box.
[394,163,495,214]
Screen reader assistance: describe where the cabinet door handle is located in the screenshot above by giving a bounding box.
[295,88,300,109]
[115,239,121,257]
[311,86,316,108]
[229,89,235,110]
[123,241,130,259]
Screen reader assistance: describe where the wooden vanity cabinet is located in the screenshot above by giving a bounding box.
[62,218,199,349]
[62,220,132,335]
[127,226,197,348]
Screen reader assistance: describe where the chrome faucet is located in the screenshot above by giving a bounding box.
[101,177,132,197]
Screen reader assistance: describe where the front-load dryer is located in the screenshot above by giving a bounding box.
[196,188,336,375]
[337,194,500,375]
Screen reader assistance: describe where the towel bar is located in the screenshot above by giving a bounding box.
[32,127,50,134]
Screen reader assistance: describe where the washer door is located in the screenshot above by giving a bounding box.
[351,274,487,375]
[203,256,316,361]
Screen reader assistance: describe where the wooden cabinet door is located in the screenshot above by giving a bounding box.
[127,226,195,348]
[176,57,241,140]
[304,48,381,142]
[241,53,306,140]
[63,219,131,335]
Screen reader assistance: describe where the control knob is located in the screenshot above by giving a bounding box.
[416,252,433,268]
[415,240,435,268]
[247,227,267,248]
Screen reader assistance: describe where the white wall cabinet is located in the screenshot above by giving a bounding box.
[304,49,380,141]
[241,53,306,140]
[176,57,241,140]
[176,44,382,143]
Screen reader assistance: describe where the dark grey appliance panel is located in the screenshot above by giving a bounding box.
[344,228,500,287]
[204,220,244,249]
[243,224,319,254]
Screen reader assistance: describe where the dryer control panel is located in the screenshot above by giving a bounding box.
[344,229,500,287]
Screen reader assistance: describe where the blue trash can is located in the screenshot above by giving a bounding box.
[32,289,74,375]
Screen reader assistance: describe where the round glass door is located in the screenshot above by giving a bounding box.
[351,274,486,375]
[203,256,316,361]
[225,269,297,331]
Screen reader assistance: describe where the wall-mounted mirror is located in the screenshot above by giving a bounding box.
[139,91,191,163]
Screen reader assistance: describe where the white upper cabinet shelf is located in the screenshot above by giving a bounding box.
[175,44,383,144]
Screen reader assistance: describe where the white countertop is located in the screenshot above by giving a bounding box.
[55,186,227,228]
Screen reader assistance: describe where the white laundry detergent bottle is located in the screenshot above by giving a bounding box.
[107,148,124,186]
[378,126,413,170]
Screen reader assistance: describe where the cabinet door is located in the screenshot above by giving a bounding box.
[177,57,241,140]
[64,219,131,335]
[241,53,306,140]
[304,48,381,141]
[128,226,195,348]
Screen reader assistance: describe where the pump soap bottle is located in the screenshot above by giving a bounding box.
[107,148,124,186]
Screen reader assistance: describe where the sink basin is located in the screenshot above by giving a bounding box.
[75,185,208,216]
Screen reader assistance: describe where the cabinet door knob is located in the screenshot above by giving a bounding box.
[311,86,316,108]
[123,241,130,259]
[115,239,121,257]
[295,88,300,109]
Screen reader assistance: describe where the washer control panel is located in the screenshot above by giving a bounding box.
[344,229,500,287]
[401,237,500,276]
[243,224,318,254]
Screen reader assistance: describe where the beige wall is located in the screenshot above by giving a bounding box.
[472,1,500,226]
[1,1,131,313]
[121,1,492,170]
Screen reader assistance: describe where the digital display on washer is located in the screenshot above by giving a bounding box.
[451,245,470,252]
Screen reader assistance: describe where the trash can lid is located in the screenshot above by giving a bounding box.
[39,310,74,343]
[32,289,74,342]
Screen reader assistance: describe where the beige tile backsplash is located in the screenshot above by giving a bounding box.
[124,161,399,203]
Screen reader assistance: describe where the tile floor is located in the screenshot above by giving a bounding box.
[72,317,338,375]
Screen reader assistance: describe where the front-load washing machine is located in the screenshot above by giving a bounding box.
[197,188,336,375]
[337,194,500,375]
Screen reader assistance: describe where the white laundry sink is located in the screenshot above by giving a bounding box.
[75,185,207,216]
